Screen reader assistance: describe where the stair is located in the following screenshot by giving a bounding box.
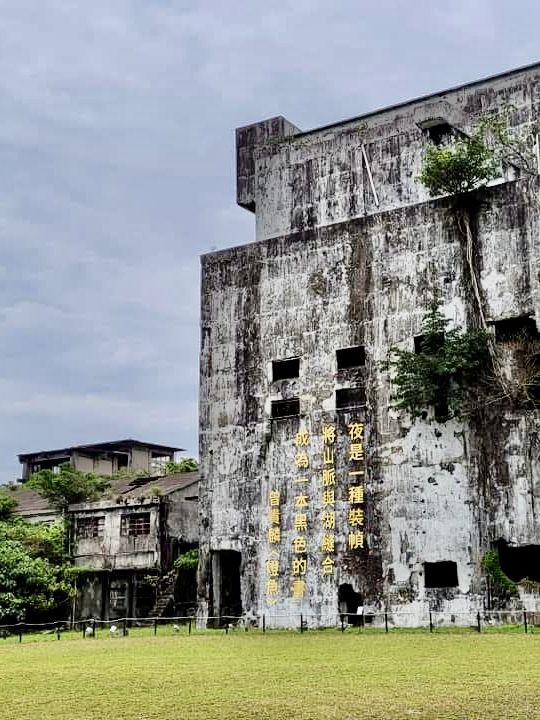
[150,572,177,617]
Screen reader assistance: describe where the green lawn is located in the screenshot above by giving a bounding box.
[1,631,539,719]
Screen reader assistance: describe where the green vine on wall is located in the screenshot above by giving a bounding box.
[386,302,490,420]
[481,550,518,598]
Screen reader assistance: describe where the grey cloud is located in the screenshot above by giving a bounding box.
[0,0,539,481]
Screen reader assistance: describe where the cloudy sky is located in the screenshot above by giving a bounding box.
[0,1,538,482]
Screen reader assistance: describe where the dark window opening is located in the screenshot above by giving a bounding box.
[426,122,454,146]
[493,316,539,342]
[271,398,300,419]
[109,579,130,619]
[424,561,458,588]
[121,512,151,537]
[185,495,198,502]
[116,454,129,469]
[497,539,540,583]
[337,346,366,369]
[338,583,363,626]
[76,516,104,539]
[414,333,445,354]
[336,387,366,409]
[272,357,300,381]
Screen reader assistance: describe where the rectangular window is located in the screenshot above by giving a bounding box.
[336,346,365,369]
[271,398,300,419]
[272,357,300,381]
[493,316,538,342]
[414,333,444,354]
[336,387,366,409]
[76,516,104,539]
[424,561,458,588]
[121,512,151,537]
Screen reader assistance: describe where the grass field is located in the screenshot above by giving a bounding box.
[2,631,539,719]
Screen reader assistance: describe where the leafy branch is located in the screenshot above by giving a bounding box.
[385,302,491,420]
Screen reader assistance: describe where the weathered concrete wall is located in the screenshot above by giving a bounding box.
[166,487,199,546]
[199,63,540,627]
[71,499,160,571]
[249,65,540,243]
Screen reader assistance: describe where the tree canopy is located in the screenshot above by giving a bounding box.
[0,518,79,623]
[27,464,110,511]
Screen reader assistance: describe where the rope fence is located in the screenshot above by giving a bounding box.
[1,609,540,644]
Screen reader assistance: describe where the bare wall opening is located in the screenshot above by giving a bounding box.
[211,550,242,621]
[271,398,300,419]
[338,583,363,625]
[498,539,540,583]
[493,316,538,342]
[424,561,458,588]
[336,387,366,410]
[272,357,300,381]
[337,346,365,369]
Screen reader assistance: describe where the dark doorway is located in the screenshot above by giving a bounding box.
[338,583,363,625]
[212,550,242,621]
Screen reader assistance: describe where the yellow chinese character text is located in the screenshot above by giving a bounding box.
[348,531,364,550]
[269,508,280,525]
[295,452,309,469]
[321,556,335,575]
[292,557,307,576]
[348,485,364,504]
[294,430,310,447]
[266,559,279,577]
[294,494,309,509]
[322,424,336,445]
[293,536,307,554]
[322,511,336,530]
[292,579,306,599]
[266,579,278,596]
[348,422,364,441]
[294,513,308,532]
[269,490,281,507]
[348,507,365,527]
[323,447,335,466]
[349,443,364,462]
[322,468,336,486]
[321,534,335,553]
[322,489,335,507]
[268,527,281,544]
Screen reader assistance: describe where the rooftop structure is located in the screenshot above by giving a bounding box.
[18,439,182,481]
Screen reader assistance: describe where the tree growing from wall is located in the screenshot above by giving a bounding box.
[418,112,538,403]
[386,301,490,419]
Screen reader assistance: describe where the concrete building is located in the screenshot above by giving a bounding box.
[198,62,540,627]
[9,439,199,620]
[72,472,199,620]
[18,439,181,481]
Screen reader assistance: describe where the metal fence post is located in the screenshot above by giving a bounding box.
[262,615,266,633]
[153,618,158,636]
[123,619,127,637]
[476,612,481,633]
[18,625,22,643]
[56,623,61,641]
[300,614,304,633]
[384,612,388,633]
[92,619,96,638]
[524,610,528,634]
[429,611,433,633]
[188,618,192,635]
